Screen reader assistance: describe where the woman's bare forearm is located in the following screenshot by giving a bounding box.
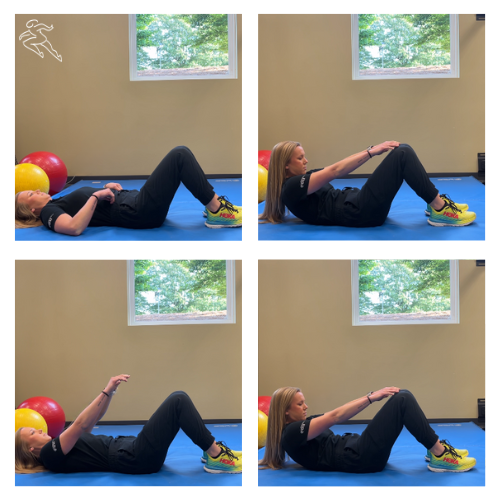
[307,150,371,194]
[307,394,372,440]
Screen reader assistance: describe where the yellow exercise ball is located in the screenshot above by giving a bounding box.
[15,163,50,195]
[258,409,268,449]
[258,164,268,203]
[15,408,48,433]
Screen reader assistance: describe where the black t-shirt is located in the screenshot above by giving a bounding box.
[281,169,359,226]
[39,187,138,232]
[281,414,339,471]
[282,414,360,471]
[39,433,114,473]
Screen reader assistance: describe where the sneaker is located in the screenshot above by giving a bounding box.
[205,196,242,228]
[427,442,476,472]
[427,199,476,227]
[202,209,208,218]
[425,440,468,461]
[204,443,242,474]
[425,194,468,216]
[201,441,242,463]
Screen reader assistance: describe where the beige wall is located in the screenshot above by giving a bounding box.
[259,15,484,173]
[259,260,484,418]
[16,261,242,421]
[15,15,242,176]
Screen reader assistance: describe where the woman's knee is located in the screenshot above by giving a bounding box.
[169,390,190,403]
[392,389,415,404]
[169,145,192,157]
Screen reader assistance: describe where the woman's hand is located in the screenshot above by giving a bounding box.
[371,387,400,402]
[370,141,400,156]
[105,374,130,393]
[94,188,116,204]
[104,183,123,191]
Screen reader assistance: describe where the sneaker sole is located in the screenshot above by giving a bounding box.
[424,210,430,216]
[427,219,475,227]
[205,222,242,228]
[203,465,242,474]
[201,457,207,463]
[427,464,475,473]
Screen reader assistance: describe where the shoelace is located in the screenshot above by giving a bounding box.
[216,440,239,461]
[441,440,462,459]
[441,195,462,214]
[218,196,240,214]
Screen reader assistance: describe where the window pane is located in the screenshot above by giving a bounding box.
[358,14,451,78]
[136,14,230,78]
[134,260,227,322]
[358,260,451,323]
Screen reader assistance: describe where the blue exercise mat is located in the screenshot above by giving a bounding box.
[259,177,485,240]
[16,423,242,486]
[15,178,242,241]
[258,422,484,487]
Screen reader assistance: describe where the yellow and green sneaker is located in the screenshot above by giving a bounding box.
[428,199,476,227]
[425,194,468,216]
[428,442,476,472]
[204,443,242,474]
[205,196,242,228]
[425,440,468,462]
[201,441,242,463]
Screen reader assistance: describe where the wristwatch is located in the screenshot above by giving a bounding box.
[366,146,374,158]
[366,391,373,404]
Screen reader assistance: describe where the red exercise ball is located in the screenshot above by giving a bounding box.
[258,395,272,416]
[17,396,66,438]
[19,151,68,195]
[258,150,271,170]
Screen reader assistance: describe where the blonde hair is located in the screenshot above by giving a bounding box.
[15,428,47,474]
[259,387,301,470]
[15,192,43,229]
[259,141,301,224]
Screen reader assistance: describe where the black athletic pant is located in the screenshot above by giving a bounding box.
[338,144,440,227]
[110,391,215,474]
[117,146,216,229]
[340,390,439,473]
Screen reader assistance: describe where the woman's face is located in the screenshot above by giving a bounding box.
[20,427,52,451]
[17,190,52,212]
[285,146,308,178]
[286,391,308,423]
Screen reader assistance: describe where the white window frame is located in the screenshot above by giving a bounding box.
[351,260,459,326]
[129,14,238,81]
[351,14,460,80]
[127,260,236,326]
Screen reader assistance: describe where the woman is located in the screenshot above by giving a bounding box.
[15,146,242,235]
[15,374,242,475]
[259,387,475,473]
[259,141,475,227]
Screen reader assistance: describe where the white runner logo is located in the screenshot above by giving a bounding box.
[19,19,62,62]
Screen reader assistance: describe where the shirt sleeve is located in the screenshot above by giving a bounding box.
[39,204,67,232]
[282,169,323,205]
[282,419,312,455]
[39,437,65,469]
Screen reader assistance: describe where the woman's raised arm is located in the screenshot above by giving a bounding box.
[307,387,400,441]
[53,188,116,236]
[58,374,130,454]
[307,141,400,195]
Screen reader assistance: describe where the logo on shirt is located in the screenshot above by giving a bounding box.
[51,440,57,452]
[48,214,53,228]
[300,175,306,188]
[300,421,306,434]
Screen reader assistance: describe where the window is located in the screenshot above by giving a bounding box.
[127,260,236,325]
[352,260,459,326]
[352,15,459,80]
[129,14,238,81]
